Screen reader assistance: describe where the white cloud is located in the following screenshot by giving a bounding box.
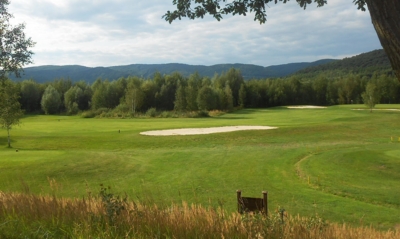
[8,0,382,67]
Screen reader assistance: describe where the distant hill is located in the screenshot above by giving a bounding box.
[11,59,336,83]
[11,49,391,83]
[294,49,392,77]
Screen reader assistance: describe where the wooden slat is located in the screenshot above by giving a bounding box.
[237,190,268,215]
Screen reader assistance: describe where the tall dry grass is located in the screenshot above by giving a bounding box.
[0,190,399,239]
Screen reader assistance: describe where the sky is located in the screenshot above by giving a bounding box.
[8,0,382,68]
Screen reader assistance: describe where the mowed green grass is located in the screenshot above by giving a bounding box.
[0,105,399,229]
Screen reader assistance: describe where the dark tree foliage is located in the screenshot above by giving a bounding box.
[18,79,42,113]
[155,72,182,110]
[163,0,329,24]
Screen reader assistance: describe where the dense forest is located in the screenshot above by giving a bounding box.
[12,66,400,117]
[5,49,396,117]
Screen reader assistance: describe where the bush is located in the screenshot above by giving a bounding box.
[81,110,96,118]
[111,104,130,118]
[209,110,225,117]
[160,111,180,118]
[81,108,111,118]
[146,108,158,117]
[195,110,210,118]
[95,108,110,115]
[114,103,129,113]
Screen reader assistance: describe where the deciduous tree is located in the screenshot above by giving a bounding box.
[197,85,216,111]
[238,83,247,108]
[362,82,380,112]
[186,73,201,111]
[0,80,23,147]
[223,83,234,111]
[0,0,35,80]
[0,0,34,147]
[125,78,144,114]
[41,85,61,115]
[19,79,41,113]
[64,85,84,114]
[174,82,187,112]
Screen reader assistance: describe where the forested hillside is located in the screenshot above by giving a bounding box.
[11,60,336,83]
[294,49,392,78]
[11,49,392,84]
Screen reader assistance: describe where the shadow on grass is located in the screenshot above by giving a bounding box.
[0,136,9,147]
[212,108,283,119]
[20,113,43,119]
[230,109,265,114]
[212,116,249,120]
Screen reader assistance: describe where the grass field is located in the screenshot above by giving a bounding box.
[0,105,399,230]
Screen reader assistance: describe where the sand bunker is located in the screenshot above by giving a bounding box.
[352,109,400,111]
[287,106,327,109]
[140,126,278,136]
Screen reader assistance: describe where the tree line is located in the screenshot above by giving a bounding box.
[9,68,400,116]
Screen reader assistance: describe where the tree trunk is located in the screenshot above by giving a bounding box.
[366,0,400,81]
[131,97,135,114]
[7,127,11,148]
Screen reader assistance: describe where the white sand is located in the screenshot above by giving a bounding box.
[352,109,400,111]
[140,126,278,136]
[287,106,327,109]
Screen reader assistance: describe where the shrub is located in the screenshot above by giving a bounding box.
[81,110,96,118]
[209,110,225,117]
[111,104,130,118]
[160,111,180,118]
[146,107,158,117]
[95,107,110,116]
[113,103,129,114]
[195,110,210,118]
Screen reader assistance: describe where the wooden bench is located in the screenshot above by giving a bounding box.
[237,190,268,216]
